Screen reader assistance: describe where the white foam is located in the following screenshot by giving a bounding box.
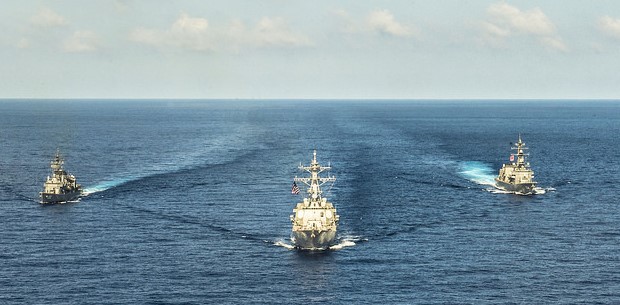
[272,235,365,251]
[329,240,356,250]
[486,185,552,196]
[486,187,511,194]
[534,187,556,194]
[533,187,546,195]
[273,240,296,250]
[82,177,134,195]
[330,235,366,250]
[458,161,497,186]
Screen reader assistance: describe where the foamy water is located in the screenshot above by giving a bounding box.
[273,239,296,250]
[329,238,358,250]
[485,184,555,195]
[458,161,497,186]
[82,177,134,195]
[272,235,365,251]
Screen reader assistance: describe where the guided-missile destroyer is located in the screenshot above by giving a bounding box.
[290,150,339,250]
[495,135,537,194]
[40,150,82,204]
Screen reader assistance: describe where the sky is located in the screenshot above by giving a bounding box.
[1,0,620,99]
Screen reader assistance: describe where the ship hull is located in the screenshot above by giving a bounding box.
[40,190,82,204]
[292,229,337,250]
[495,179,535,194]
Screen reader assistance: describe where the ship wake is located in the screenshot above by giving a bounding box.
[82,146,263,196]
[487,186,554,195]
[272,235,365,251]
[273,239,296,250]
[82,177,135,195]
[329,235,366,250]
[458,161,497,186]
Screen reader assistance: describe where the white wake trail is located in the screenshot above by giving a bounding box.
[458,161,497,186]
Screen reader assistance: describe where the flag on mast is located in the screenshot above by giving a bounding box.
[510,154,515,162]
[291,181,300,195]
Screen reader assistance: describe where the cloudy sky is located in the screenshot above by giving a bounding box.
[2,0,620,99]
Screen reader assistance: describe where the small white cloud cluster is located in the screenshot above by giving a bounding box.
[130,13,312,51]
[368,10,415,37]
[63,30,100,53]
[598,16,620,39]
[20,7,99,53]
[336,9,417,38]
[30,7,67,27]
[481,2,567,51]
[131,13,213,51]
[252,17,313,47]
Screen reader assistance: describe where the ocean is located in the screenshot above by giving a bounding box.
[1,100,619,304]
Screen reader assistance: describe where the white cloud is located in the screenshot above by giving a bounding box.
[335,9,417,38]
[23,7,101,52]
[488,3,555,36]
[170,13,212,50]
[172,13,209,34]
[63,30,100,52]
[481,21,510,38]
[598,16,620,39]
[30,8,67,27]
[481,2,567,51]
[130,13,213,51]
[539,36,568,52]
[251,17,312,47]
[368,9,415,37]
[130,13,312,51]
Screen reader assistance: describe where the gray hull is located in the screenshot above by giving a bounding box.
[495,179,535,194]
[40,190,81,204]
[292,229,337,250]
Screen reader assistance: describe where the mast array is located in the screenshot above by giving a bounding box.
[293,150,336,201]
[511,134,530,168]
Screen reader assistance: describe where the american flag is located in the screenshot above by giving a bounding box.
[291,181,300,195]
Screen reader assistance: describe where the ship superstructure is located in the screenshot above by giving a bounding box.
[495,135,537,194]
[40,150,82,204]
[290,150,339,250]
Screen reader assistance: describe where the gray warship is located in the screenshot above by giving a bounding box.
[290,150,339,250]
[40,150,82,204]
[495,135,537,194]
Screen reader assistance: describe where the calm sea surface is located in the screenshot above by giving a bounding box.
[1,100,619,304]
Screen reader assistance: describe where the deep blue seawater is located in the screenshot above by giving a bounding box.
[1,100,619,304]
